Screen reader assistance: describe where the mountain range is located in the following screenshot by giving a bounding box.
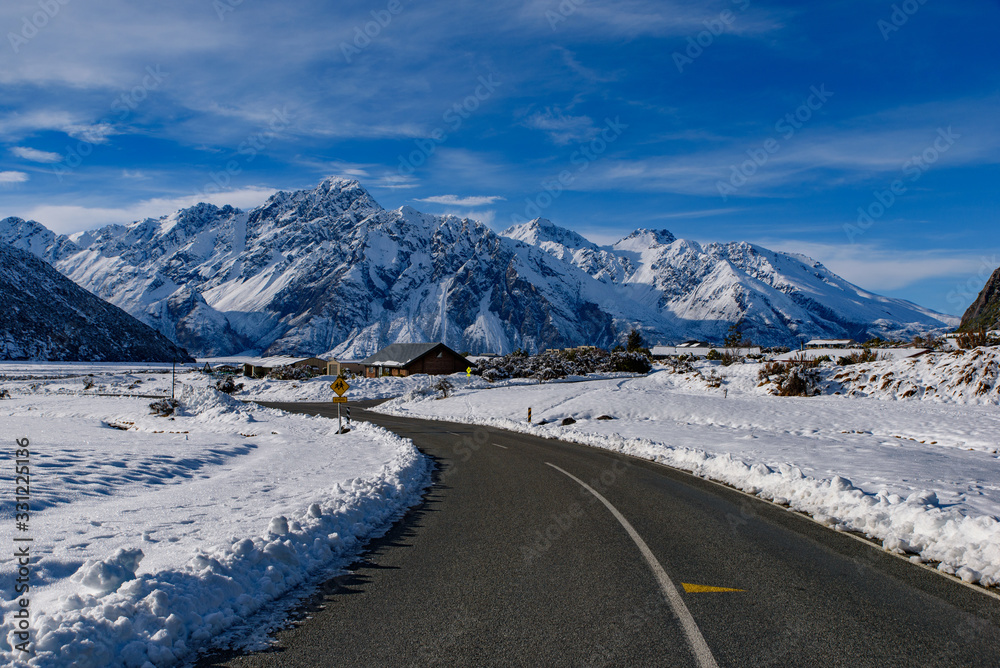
[0,244,192,362]
[0,178,956,358]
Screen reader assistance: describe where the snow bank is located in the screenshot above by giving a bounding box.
[376,370,1000,588]
[832,347,1000,405]
[0,386,431,667]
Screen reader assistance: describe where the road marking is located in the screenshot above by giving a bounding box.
[545,462,720,668]
[682,583,743,593]
[494,444,508,449]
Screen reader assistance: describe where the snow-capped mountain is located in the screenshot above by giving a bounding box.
[1,178,955,358]
[503,218,955,346]
[0,244,193,362]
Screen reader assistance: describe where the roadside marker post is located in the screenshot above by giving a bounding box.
[528,407,532,423]
[331,377,350,433]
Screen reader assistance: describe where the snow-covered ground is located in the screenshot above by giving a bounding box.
[376,356,1000,589]
[0,362,482,403]
[831,347,1000,405]
[2,350,998,666]
[0,361,629,404]
[0,379,430,667]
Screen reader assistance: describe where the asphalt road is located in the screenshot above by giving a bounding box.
[201,400,1000,667]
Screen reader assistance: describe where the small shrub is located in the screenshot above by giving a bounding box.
[705,349,722,361]
[757,358,821,397]
[435,378,454,398]
[719,350,742,366]
[704,370,722,388]
[814,355,832,364]
[533,367,559,383]
[149,398,179,417]
[83,377,95,390]
[0,388,10,399]
[956,329,988,350]
[837,349,883,366]
[608,351,651,374]
[215,376,245,394]
[664,356,696,374]
[481,368,504,383]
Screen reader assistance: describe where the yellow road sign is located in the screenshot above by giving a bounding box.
[331,377,350,396]
[331,396,348,403]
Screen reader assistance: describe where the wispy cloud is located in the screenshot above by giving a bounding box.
[11,146,61,163]
[0,111,116,143]
[523,107,598,145]
[756,238,991,295]
[571,96,1000,197]
[15,187,278,235]
[413,195,506,207]
[0,171,29,183]
[649,207,745,220]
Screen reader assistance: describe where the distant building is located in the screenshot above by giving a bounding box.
[362,343,471,378]
[651,344,761,359]
[772,348,930,363]
[805,339,856,348]
[240,355,330,378]
[338,360,366,376]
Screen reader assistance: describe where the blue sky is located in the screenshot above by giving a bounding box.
[1,0,997,315]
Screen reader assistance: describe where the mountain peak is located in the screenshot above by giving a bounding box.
[613,228,675,250]
[0,215,78,263]
[501,217,598,251]
[255,176,382,225]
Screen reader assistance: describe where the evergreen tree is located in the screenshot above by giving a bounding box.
[626,329,644,352]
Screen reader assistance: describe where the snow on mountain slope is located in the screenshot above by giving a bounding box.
[5,180,631,358]
[0,244,192,362]
[4,179,955,358]
[501,218,956,345]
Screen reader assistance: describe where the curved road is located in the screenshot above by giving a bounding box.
[202,401,1000,667]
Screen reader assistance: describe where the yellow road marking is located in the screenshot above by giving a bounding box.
[682,583,744,593]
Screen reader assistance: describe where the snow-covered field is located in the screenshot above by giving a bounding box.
[832,347,1000,404]
[0,376,430,667]
[376,354,1000,589]
[2,349,998,666]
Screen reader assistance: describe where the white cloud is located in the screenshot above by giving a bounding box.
[755,239,993,293]
[65,122,117,144]
[413,195,506,207]
[11,146,62,163]
[0,111,118,144]
[16,186,278,235]
[0,171,29,183]
[649,207,745,220]
[523,107,598,145]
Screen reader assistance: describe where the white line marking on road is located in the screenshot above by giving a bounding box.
[494,444,508,449]
[545,462,720,668]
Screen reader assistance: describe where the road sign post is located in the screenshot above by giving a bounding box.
[331,377,350,433]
